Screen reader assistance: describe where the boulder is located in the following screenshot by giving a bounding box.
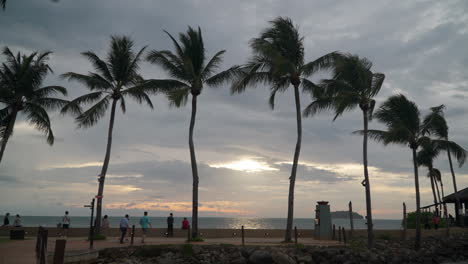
[272,251,296,264]
[249,250,273,264]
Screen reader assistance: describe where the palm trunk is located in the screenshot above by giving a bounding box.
[434,177,442,215]
[284,84,302,242]
[412,146,421,250]
[362,109,374,249]
[94,99,117,234]
[428,169,438,215]
[446,139,461,225]
[189,94,199,239]
[0,110,18,164]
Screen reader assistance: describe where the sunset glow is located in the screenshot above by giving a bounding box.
[210,159,278,172]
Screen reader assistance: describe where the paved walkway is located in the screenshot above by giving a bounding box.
[0,236,340,264]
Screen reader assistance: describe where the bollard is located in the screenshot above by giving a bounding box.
[187,225,191,243]
[342,227,347,244]
[402,202,407,240]
[294,226,298,245]
[241,225,245,246]
[332,224,336,240]
[53,239,66,264]
[338,226,342,242]
[130,225,135,245]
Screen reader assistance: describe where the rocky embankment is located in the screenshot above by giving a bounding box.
[94,235,468,264]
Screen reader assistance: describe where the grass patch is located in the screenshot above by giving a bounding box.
[181,244,194,257]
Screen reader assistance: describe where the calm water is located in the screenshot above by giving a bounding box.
[11,216,402,230]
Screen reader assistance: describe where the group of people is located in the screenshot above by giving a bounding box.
[2,213,22,227]
[117,212,190,244]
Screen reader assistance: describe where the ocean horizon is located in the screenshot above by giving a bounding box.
[7,216,403,230]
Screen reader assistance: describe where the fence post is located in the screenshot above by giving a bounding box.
[332,224,336,240]
[294,226,298,245]
[130,225,135,245]
[187,226,191,243]
[349,201,354,239]
[338,226,342,242]
[53,239,66,264]
[36,227,48,264]
[241,225,245,246]
[402,202,407,240]
[342,227,347,244]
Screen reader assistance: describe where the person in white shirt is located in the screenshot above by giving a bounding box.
[61,211,70,237]
[119,215,130,244]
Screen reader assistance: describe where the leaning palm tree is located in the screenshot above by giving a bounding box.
[231,17,338,242]
[303,54,384,248]
[62,36,156,233]
[417,139,443,214]
[360,94,428,250]
[422,105,467,223]
[146,27,239,239]
[0,47,69,163]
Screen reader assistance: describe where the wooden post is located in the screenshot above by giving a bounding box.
[294,226,298,245]
[444,202,450,237]
[130,225,135,245]
[348,201,354,238]
[241,225,245,246]
[187,225,191,243]
[332,224,336,240]
[88,198,95,250]
[338,226,342,242]
[342,227,347,244]
[53,239,66,264]
[36,227,48,264]
[402,202,407,240]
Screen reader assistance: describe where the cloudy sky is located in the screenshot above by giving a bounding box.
[0,0,467,219]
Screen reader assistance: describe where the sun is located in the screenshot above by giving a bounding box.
[210,159,278,173]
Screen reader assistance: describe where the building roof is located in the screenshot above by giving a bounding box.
[443,187,468,203]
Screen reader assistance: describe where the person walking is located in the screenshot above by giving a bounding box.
[119,215,130,244]
[139,212,152,243]
[101,215,110,236]
[167,213,174,237]
[2,213,10,226]
[182,217,190,230]
[13,214,22,227]
[433,214,440,230]
[61,211,71,237]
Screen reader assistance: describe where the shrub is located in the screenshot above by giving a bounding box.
[405,211,447,229]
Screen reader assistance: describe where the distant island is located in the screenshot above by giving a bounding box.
[331,211,364,219]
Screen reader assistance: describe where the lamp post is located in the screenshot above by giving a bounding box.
[84,198,95,249]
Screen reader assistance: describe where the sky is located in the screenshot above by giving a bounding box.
[0,0,467,219]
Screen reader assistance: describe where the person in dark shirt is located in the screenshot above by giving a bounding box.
[3,213,10,226]
[167,213,174,237]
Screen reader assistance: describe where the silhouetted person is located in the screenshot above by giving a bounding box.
[182,217,189,230]
[433,215,439,230]
[13,214,22,227]
[61,211,70,237]
[167,213,174,237]
[119,214,130,244]
[3,213,10,226]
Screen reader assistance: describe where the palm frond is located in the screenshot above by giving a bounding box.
[81,51,114,83]
[146,50,188,81]
[119,96,126,113]
[166,87,191,108]
[301,51,341,77]
[230,66,271,94]
[303,97,334,117]
[76,95,111,128]
[205,65,242,87]
[34,86,68,97]
[121,87,154,109]
[23,102,54,145]
[143,79,190,94]
[61,72,112,91]
[32,98,70,111]
[201,50,226,80]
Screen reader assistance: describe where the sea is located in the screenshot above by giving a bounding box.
[12,216,402,230]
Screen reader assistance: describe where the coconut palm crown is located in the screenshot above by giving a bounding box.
[0,47,69,163]
[303,54,385,248]
[231,16,339,242]
[61,35,157,233]
[146,26,240,239]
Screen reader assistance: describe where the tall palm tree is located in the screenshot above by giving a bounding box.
[422,105,467,223]
[303,54,384,248]
[62,36,156,233]
[146,27,239,239]
[231,17,338,242]
[361,94,428,250]
[0,47,69,163]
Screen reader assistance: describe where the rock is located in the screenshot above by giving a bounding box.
[249,250,273,264]
[272,251,296,264]
[296,255,313,264]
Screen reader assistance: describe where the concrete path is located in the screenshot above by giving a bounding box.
[0,236,340,264]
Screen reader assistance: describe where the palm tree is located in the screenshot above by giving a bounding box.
[0,47,69,163]
[62,36,156,233]
[422,105,467,223]
[361,94,428,250]
[231,17,338,242]
[146,27,240,239]
[303,54,384,248]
